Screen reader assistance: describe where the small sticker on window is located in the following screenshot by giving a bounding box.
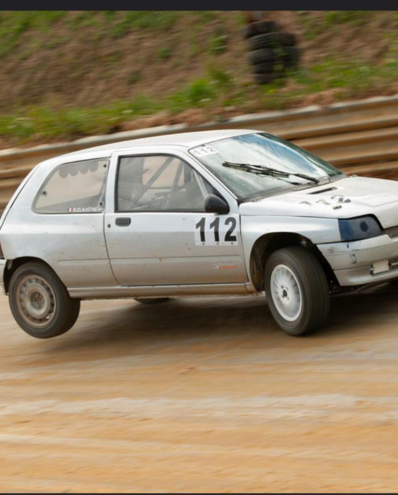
[68,206,103,213]
[191,145,218,158]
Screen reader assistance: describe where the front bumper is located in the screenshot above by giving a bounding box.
[318,234,398,286]
[0,260,6,294]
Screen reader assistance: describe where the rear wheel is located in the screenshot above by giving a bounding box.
[264,247,330,336]
[9,262,80,339]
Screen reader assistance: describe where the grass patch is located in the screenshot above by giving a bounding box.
[208,32,228,54]
[324,11,372,26]
[186,78,216,104]
[115,11,181,31]
[298,11,372,39]
[207,65,234,89]
[0,11,66,56]
[4,52,398,145]
[294,56,398,94]
[0,95,162,142]
[0,11,190,58]
[157,47,173,60]
[0,78,220,142]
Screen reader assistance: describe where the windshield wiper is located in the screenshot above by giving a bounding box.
[222,161,323,184]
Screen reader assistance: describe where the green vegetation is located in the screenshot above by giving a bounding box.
[0,11,211,55]
[0,11,66,56]
[3,52,398,143]
[0,71,233,142]
[324,11,372,26]
[0,11,398,145]
[157,47,173,60]
[208,33,228,54]
[298,10,372,39]
[0,95,161,141]
[206,65,234,89]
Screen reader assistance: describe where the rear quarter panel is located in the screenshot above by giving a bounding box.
[0,155,116,289]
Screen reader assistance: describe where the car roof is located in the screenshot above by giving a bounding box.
[60,129,258,160]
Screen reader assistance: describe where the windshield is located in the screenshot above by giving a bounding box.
[189,132,343,199]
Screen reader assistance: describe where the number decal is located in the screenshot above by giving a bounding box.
[195,217,206,243]
[224,217,237,243]
[194,216,239,246]
[209,217,220,243]
[191,145,218,158]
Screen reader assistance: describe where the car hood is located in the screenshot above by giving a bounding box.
[239,176,398,228]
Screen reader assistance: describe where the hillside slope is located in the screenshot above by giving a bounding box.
[1,11,398,147]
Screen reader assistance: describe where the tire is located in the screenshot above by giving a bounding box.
[248,48,275,65]
[280,32,297,46]
[264,246,330,336]
[134,297,170,304]
[9,262,80,339]
[282,46,300,69]
[248,33,280,51]
[253,73,277,85]
[243,21,278,39]
[253,62,275,74]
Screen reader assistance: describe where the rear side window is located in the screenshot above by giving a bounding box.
[34,158,109,214]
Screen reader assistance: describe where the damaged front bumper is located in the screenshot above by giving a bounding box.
[318,234,398,286]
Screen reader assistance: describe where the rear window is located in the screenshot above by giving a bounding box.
[34,158,109,214]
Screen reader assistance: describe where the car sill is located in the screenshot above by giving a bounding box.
[68,283,255,299]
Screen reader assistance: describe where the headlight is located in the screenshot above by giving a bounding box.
[338,216,382,242]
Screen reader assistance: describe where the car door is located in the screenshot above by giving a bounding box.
[104,149,248,286]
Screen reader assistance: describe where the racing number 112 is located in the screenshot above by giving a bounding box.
[195,216,238,245]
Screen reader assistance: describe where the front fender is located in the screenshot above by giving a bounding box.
[241,215,341,281]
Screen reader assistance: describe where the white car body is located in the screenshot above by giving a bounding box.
[1,129,398,337]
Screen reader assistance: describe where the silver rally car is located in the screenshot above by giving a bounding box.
[1,129,398,339]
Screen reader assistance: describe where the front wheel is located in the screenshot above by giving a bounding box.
[9,262,80,339]
[264,246,330,336]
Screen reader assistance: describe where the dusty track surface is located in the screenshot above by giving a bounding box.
[1,286,398,492]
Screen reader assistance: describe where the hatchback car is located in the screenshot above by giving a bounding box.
[1,129,398,339]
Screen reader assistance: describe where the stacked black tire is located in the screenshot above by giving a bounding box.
[244,21,300,85]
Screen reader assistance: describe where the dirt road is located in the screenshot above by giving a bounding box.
[1,286,398,492]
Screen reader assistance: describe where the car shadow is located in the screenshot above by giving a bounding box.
[38,282,398,361]
[44,296,274,353]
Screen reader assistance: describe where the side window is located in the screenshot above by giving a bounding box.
[116,155,216,212]
[34,158,109,214]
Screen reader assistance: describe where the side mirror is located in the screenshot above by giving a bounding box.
[204,194,229,214]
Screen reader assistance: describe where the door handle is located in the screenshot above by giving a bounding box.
[115,217,131,226]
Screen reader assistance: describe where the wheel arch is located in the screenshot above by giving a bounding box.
[249,232,338,291]
[3,257,55,294]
